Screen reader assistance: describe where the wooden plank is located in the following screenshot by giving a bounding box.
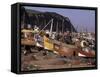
[21,39,36,46]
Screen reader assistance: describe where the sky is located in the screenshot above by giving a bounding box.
[24,6,95,32]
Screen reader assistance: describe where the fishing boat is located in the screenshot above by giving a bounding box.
[21,19,95,58]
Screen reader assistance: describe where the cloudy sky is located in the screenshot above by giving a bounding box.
[24,6,95,32]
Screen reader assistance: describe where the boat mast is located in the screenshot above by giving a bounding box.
[62,19,64,33]
[39,19,53,33]
[50,19,53,36]
[56,21,58,34]
[76,25,78,32]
